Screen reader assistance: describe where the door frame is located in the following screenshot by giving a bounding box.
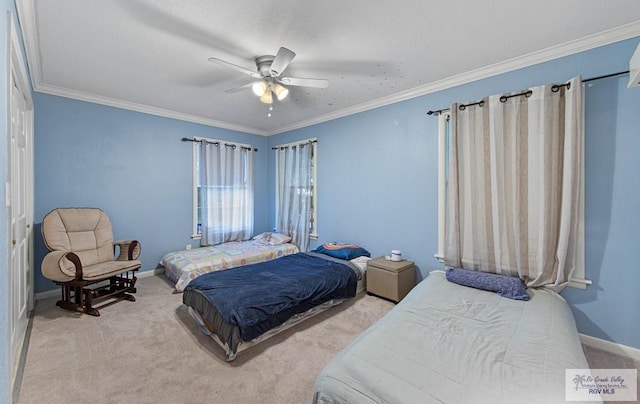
[6,10,34,400]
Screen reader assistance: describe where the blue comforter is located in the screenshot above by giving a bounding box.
[184,252,359,341]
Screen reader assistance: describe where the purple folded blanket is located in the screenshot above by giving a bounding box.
[445,268,530,301]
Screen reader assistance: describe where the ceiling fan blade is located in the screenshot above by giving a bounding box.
[224,82,254,94]
[208,57,262,79]
[279,76,329,89]
[269,47,296,77]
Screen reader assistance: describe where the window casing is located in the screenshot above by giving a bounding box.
[436,112,450,262]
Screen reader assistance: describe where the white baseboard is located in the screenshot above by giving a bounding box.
[34,268,164,301]
[579,333,640,361]
[34,289,58,301]
[138,268,164,278]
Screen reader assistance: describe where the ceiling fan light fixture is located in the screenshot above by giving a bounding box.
[252,81,267,97]
[210,46,329,106]
[260,89,273,104]
[273,83,289,101]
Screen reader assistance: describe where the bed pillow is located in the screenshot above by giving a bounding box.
[313,242,371,260]
[252,232,292,245]
[445,268,530,301]
[350,256,371,272]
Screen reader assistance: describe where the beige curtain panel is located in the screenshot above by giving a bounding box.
[199,141,254,246]
[275,141,313,251]
[444,76,583,291]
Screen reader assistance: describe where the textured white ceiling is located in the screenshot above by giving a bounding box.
[17,0,640,135]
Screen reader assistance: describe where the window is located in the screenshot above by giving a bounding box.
[192,138,253,242]
[274,139,318,250]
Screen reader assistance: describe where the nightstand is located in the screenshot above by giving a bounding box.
[366,256,416,302]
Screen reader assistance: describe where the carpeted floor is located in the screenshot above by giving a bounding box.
[17,275,639,404]
[17,275,394,404]
[581,345,640,404]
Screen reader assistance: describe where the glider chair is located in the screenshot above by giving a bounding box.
[41,208,141,316]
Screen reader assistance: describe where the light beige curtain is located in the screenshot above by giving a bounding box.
[444,76,583,291]
[275,141,313,251]
[200,141,254,246]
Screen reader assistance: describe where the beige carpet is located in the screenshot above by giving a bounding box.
[18,275,394,404]
[581,345,640,404]
[18,275,640,404]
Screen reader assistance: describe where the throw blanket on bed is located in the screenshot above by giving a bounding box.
[184,252,358,341]
[161,241,299,292]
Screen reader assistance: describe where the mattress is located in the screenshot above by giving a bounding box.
[183,252,365,360]
[314,270,594,404]
[160,240,299,291]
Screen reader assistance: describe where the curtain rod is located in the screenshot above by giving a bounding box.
[426,70,630,116]
[181,137,257,151]
[271,139,318,150]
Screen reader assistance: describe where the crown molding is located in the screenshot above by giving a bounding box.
[15,0,267,136]
[34,83,269,136]
[15,0,640,137]
[268,20,640,135]
[15,0,40,88]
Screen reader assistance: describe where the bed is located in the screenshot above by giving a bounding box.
[313,270,594,404]
[183,249,370,361]
[160,236,299,292]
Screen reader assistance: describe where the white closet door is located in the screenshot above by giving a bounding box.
[7,14,34,395]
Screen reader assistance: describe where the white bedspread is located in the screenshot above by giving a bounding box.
[314,270,594,404]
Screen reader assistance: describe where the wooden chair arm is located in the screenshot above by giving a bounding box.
[41,250,84,282]
[64,252,83,281]
[114,240,141,260]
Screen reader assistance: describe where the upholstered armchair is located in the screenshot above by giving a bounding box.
[41,208,141,316]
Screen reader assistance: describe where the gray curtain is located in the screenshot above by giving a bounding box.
[199,141,254,246]
[275,142,312,251]
[444,76,583,291]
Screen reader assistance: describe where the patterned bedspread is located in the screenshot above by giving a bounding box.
[160,240,299,291]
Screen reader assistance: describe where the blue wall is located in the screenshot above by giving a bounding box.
[268,37,640,350]
[30,36,639,353]
[33,95,270,293]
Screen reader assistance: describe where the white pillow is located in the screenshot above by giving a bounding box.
[252,232,292,245]
[350,256,371,272]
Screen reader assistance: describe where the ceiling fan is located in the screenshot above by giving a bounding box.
[208,47,329,104]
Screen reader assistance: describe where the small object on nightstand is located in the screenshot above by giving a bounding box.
[390,250,402,261]
[367,256,416,303]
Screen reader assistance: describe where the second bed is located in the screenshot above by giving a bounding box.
[161,238,299,292]
[183,250,369,360]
